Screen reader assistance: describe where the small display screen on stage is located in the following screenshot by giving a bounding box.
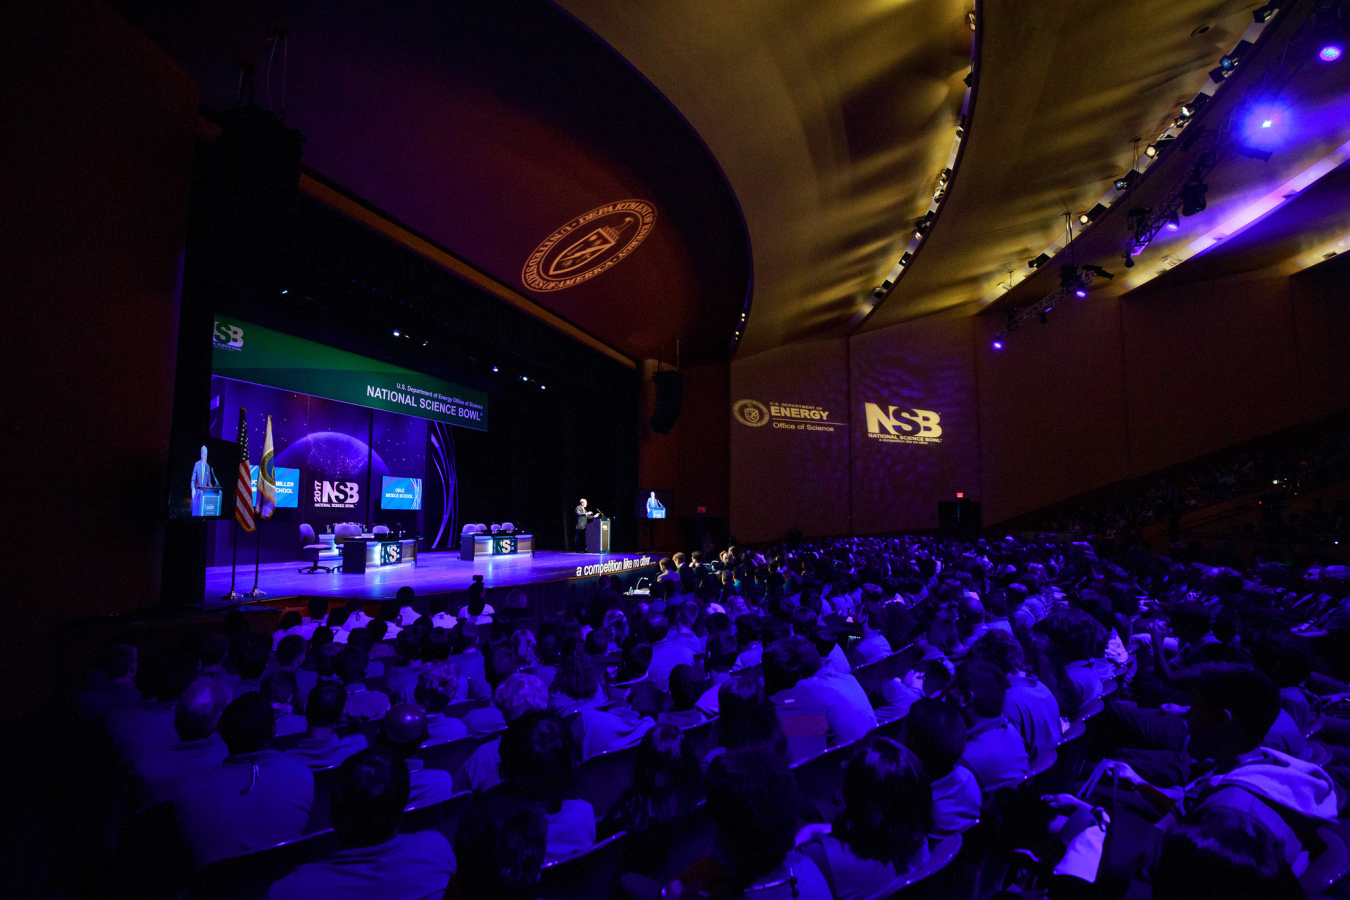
[381,476,423,510]
[167,433,241,520]
[249,466,299,509]
[637,489,674,520]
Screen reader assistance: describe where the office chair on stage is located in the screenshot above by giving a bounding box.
[298,524,334,574]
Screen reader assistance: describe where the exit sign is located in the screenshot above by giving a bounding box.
[956,492,964,499]
[697,505,707,514]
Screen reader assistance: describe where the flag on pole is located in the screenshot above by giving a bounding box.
[234,408,256,532]
[259,415,277,519]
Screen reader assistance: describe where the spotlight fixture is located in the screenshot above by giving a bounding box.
[1079,204,1108,226]
[1059,264,1080,290]
[1082,264,1114,280]
[1040,311,1048,325]
[280,289,289,294]
[1114,170,1139,191]
[1180,93,1209,119]
[1005,308,1019,332]
[1028,253,1050,269]
[392,330,400,337]
[992,340,1004,350]
[1321,45,1343,62]
[1165,211,1181,231]
[967,10,976,30]
[914,211,935,237]
[492,366,499,372]
[1253,3,1278,24]
[1180,182,1208,216]
[1123,252,1135,268]
[1145,137,1175,158]
[899,252,913,266]
[881,279,893,290]
[964,71,974,87]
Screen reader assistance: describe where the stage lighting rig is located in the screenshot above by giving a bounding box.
[1114,170,1139,191]
[1081,265,1114,280]
[1181,181,1209,216]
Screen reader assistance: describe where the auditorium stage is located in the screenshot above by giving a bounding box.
[202,549,660,608]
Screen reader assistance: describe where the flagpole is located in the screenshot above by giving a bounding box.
[223,519,244,600]
[246,519,267,597]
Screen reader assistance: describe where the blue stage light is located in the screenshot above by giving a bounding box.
[992,340,1003,350]
[1321,45,1343,62]
[1242,102,1292,151]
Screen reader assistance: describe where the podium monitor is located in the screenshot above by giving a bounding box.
[167,433,241,520]
[637,489,674,521]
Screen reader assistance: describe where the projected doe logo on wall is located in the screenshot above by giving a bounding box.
[863,403,943,444]
[522,200,657,292]
[733,399,838,432]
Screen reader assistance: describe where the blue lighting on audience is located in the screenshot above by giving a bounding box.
[1320,45,1343,62]
[1242,102,1292,151]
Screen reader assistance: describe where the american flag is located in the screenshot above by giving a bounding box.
[234,408,256,532]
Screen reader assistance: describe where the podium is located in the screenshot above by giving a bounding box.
[585,517,611,554]
[192,487,222,517]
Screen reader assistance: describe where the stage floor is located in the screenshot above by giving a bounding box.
[203,549,659,607]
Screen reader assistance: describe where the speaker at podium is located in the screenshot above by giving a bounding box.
[585,516,611,554]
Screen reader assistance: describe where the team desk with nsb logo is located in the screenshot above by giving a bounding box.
[338,536,419,574]
[459,533,535,561]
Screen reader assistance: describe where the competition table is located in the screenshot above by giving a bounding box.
[338,535,419,575]
[459,532,535,560]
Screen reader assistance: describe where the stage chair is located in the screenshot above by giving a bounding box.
[575,744,640,820]
[1300,822,1350,896]
[181,828,341,900]
[420,733,491,775]
[302,765,343,834]
[537,830,629,900]
[791,740,855,812]
[1077,698,1105,723]
[399,790,475,845]
[372,524,390,536]
[889,834,963,899]
[297,524,333,574]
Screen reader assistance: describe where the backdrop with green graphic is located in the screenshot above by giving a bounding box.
[211,316,488,430]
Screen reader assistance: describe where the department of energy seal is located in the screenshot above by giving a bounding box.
[733,399,771,427]
[522,200,657,292]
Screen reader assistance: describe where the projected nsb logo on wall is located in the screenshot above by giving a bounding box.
[863,404,942,444]
[314,481,361,508]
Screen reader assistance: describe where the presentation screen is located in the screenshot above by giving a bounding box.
[381,476,423,510]
[249,466,299,509]
[167,433,241,520]
[637,489,673,520]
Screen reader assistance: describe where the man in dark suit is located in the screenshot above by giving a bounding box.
[574,498,596,552]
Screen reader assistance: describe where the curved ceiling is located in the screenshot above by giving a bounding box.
[107,0,751,364]
[556,0,974,354]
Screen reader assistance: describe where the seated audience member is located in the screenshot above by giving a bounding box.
[384,628,426,704]
[265,747,455,900]
[498,710,595,861]
[646,613,697,691]
[376,597,404,641]
[458,673,550,793]
[614,643,653,684]
[763,638,830,763]
[313,642,343,686]
[173,692,314,867]
[1102,664,1339,876]
[457,582,495,626]
[365,619,394,659]
[275,634,316,704]
[233,632,271,695]
[856,603,893,664]
[286,681,369,769]
[715,677,790,764]
[692,747,831,900]
[271,611,304,650]
[78,644,144,721]
[902,699,980,836]
[695,632,739,718]
[875,660,951,724]
[797,739,932,900]
[453,796,548,900]
[134,677,232,804]
[1249,633,1318,737]
[446,622,490,697]
[414,661,469,744]
[342,598,372,634]
[198,634,241,695]
[548,643,606,717]
[1038,609,1108,708]
[672,599,705,653]
[603,724,704,876]
[800,627,878,743]
[107,650,199,763]
[463,647,519,736]
[660,664,707,727]
[261,670,307,737]
[377,703,457,808]
[731,615,764,672]
[1149,808,1304,900]
[344,628,385,679]
[337,646,391,725]
[297,598,330,640]
[968,630,1061,765]
[947,660,1030,792]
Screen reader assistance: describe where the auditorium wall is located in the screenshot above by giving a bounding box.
[2,0,198,712]
[731,262,1350,539]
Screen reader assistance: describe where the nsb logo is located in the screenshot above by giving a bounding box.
[863,403,942,443]
[212,321,244,350]
[314,481,360,506]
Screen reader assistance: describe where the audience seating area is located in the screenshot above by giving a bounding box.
[62,534,1350,899]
